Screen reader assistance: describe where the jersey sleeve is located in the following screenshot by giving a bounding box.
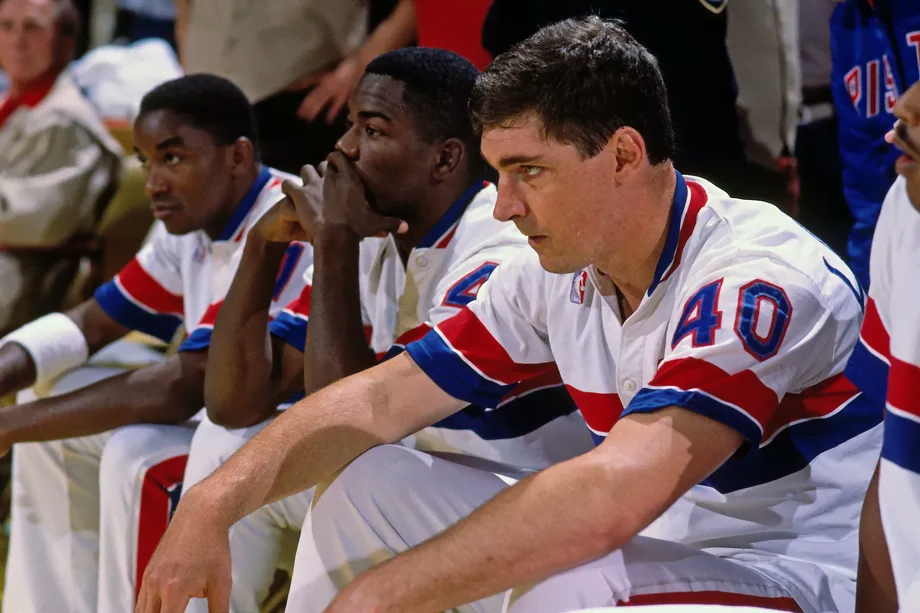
[870,180,920,474]
[93,222,184,343]
[845,179,899,408]
[624,257,849,445]
[405,249,557,408]
[268,267,313,352]
[180,241,312,352]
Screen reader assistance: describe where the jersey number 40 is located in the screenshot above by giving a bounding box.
[671,278,793,361]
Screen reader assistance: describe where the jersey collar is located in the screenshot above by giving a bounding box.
[646,170,708,296]
[417,180,487,249]
[216,166,273,242]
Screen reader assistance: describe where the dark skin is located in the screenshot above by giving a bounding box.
[0,108,260,452]
[853,82,920,613]
[205,73,477,428]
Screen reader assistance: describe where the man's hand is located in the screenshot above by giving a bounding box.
[322,152,408,239]
[280,163,327,243]
[291,57,363,124]
[135,493,232,613]
[249,197,311,245]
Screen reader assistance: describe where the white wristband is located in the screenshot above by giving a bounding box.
[0,313,89,387]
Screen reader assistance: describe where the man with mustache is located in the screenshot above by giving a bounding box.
[0,74,310,613]
[848,81,920,613]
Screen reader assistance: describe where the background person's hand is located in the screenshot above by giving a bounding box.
[291,57,363,124]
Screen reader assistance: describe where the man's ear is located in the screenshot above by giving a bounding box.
[432,138,465,181]
[610,127,647,181]
[229,137,256,176]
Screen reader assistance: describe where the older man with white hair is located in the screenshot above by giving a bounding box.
[0,0,122,335]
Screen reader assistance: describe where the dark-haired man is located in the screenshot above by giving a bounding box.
[139,18,878,613]
[177,47,590,613]
[0,74,310,613]
[848,82,920,613]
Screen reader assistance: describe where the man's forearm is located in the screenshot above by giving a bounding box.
[0,343,36,398]
[303,228,375,395]
[0,353,206,446]
[337,408,743,612]
[184,354,463,530]
[856,463,898,613]
[205,238,289,426]
[340,449,627,613]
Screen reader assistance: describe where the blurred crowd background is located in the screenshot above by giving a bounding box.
[0,0,905,359]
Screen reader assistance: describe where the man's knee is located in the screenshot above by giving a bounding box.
[99,425,184,490]
[189,414,270,467]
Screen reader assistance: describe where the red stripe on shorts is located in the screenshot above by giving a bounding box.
[135,454,189,601]
[618,590,802,611]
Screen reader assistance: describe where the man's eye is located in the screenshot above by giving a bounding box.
[165,153,181,166]
[365,125,381,137]
[520,166,542,177]
[137,156,150,169]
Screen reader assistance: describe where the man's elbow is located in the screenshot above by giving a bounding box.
[205,400,272,429]
[203,383,274,429]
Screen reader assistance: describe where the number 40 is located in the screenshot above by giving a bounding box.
[671,278,793,361]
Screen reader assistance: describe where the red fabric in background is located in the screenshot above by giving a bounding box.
[413,0,493,70]
[0,75,56,128]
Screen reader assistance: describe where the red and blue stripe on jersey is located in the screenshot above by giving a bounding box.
[847,295,920,474]
[94,258,184,343]
[408,308,879,492]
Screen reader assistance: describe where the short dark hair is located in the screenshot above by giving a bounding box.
[365,47,485,176]
[138,74,261,161]
[471,16,675,164]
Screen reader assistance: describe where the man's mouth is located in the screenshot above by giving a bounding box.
[894,121,920,165]
[151,202,182,219]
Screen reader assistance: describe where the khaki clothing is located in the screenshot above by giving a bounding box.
[0,73,122,332]
[183,0,368,103]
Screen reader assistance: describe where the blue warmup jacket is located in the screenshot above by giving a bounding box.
[831,0,920,288]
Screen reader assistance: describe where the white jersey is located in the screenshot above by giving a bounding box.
[845,176,920,610]
[405,173,881,612]
[269,181,594,470]
[94,167,312,351]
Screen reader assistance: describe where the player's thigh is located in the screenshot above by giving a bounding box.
[183,413,275,488]
[505,536,802,613]
[98,423,195,500]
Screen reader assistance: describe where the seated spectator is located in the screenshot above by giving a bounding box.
[0,0,122,336]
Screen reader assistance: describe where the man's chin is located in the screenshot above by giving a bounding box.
[905,179,920,214]
[534,251,584,275]
[161,217,198,236]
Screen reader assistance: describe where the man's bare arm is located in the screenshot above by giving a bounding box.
[855,462,898,613]
[0,300,131,398]
[330,407,744,613]
[191,353,463,525]
[204,237,305,428]
[0,350,207,451]
[302,228,375,395]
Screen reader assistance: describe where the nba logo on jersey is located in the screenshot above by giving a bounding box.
[166,482,183,521]
[570,270,588,304]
